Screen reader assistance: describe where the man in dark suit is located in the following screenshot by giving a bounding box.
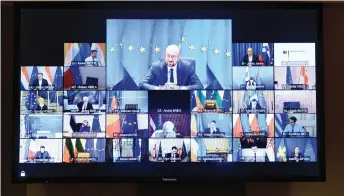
[245,95,265,114]
[139,45,203,90]
[290,147,304,162]
[242,48,259,66]
[77,97,93,112]
[34,146,51,161]
[31,73,49,89]
[164,146,180,162]
[79,120,91,132]
[204,120,221,136]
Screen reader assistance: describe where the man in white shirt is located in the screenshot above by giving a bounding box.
[151,121,177,138]
[283,116,305,133]
[85,50,101,66]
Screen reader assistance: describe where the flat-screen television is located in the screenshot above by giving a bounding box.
[13,1,325,182]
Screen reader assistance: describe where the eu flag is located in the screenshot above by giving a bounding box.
[38,91,48,100]
[53,66,63,90]
[107,19,232,90]
[158,141,163,159]
[79,43,91,62]
[133,138,141,158]
[29,66,39,86]
[286,66,293,85]
[25,91,37,110]
[121,114,138,134]
[181,141,187,160]
[91,114,101,132]
[222,90,231,112]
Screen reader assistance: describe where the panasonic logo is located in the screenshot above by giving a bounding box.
[162,178,177,182]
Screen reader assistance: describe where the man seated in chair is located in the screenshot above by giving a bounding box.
[139,45,204,90]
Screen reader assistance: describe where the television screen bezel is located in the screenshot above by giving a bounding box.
[11,1,326,183]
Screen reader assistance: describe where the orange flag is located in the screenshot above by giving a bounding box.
[111,96,118,110]
[258,55,265,66]
[300,66,309,84]
[191,115,198,136]
[250,114,260,135]
[233,115,243,137]
[268,115,275,137]
[106,115,121,138]
[63,145,71,163]
[195,94,204,112]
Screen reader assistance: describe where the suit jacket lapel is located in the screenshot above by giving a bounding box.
[177,61,182,85]
[161,61,168,84]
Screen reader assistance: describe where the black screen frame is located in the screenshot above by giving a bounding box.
[11,1,326,183]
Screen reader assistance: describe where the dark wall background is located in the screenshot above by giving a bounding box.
[2,3,344,196]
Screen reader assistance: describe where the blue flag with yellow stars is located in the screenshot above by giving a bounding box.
[107,19,232,90]
[121,114,138,134]
[92,114,101,132]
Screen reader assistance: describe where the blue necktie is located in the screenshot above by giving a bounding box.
[170,69,174,83]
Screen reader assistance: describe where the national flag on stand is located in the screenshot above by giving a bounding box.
[266,138,275,162]
[190,139,198,162]
[21,66,30,90]
[152,144,157,159]
[241,114,250,135]
[92,115,101,132]
[300,66,309,85]
[27,139,36,160]
[74,138,85,159]
[121,114,138,134]
[69,115,77,132]
[181,141,187,160]
[260,43,272,66]
[53,66,63,90]
[93,43,106,66]
[258,114,268,136]
[286,66,293,85]
[222,90,231,112]
[111,91,119,111]
[267,114,275,137]
[192,91,205,111]
[25,91,37,110]
[250,114,260,135]
[233,114,243,137]
[64,43,83,88]
[190,91,197,110]
[205,90,222,109]
[233,139,242,162]
[197,139,207,158]
[133,138,141,158]
[275,114,289,137]
[191,115,198,136]
[29,66,39,86]
[64,138,75,163]
[257,90,266,111]
[64,43,81,66]
[244,66,250,84]
[23,114,32,137]
[79,43,91,62]
[158,141,163,159]
[277,139,287,162]
[304,139,316,162]
[106,114,121,138]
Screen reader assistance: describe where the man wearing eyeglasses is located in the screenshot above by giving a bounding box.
[139,45,203,90]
